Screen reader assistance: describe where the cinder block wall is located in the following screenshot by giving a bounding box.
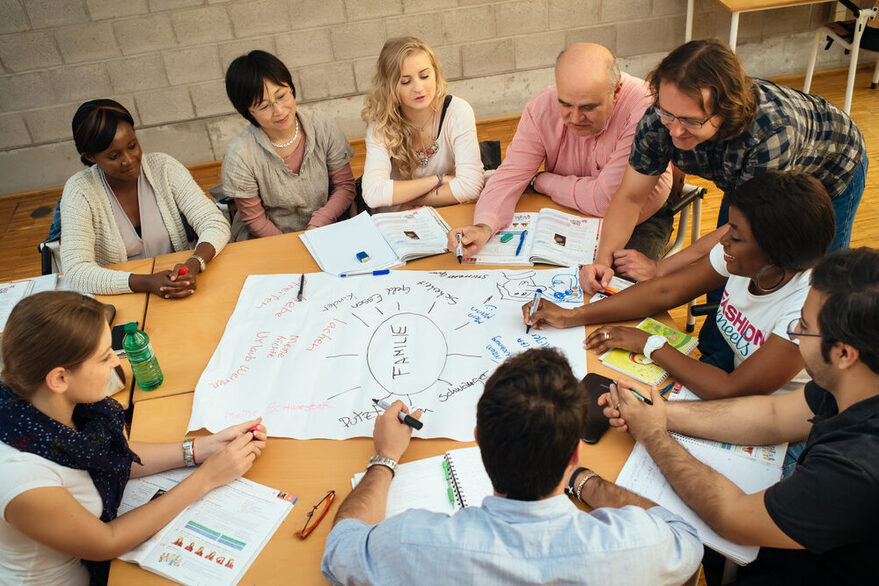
[0,0,866,194]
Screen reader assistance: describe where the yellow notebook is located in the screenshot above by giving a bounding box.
[598,318,697,385]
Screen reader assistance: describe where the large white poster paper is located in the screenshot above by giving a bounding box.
[188,269,588,441]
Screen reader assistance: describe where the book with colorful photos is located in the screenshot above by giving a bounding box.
[598,318,698,385]
[463,208,602,267]
[117,468,296,586]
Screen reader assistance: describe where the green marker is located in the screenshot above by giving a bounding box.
[500,233,514,243]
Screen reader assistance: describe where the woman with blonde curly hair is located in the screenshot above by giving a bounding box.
[361,37,484,211]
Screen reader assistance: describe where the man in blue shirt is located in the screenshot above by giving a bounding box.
[603,248,879,585]
[321,347,703,585]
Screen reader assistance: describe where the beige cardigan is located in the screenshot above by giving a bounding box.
[60,153,231,295]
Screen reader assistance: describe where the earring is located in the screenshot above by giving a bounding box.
[754,264,785,293]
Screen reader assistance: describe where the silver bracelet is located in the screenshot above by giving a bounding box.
[188,254,207,273]
[575,471,600,504]
[182,438,197,467]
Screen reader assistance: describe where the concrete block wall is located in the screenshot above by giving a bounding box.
[0,0,869,194]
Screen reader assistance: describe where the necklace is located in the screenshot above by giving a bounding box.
[414,110,438,167]
[270,116,300,148]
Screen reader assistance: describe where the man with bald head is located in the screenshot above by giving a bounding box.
[449,43,673,259]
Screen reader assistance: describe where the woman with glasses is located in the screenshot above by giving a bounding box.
[60,99,231,297]
[526,171,834,399]
[582,38,866,293]
[0,291,265,585]
[360,37,484,211]
[222,50,355,240]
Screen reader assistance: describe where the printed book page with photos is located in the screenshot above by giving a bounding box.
[117,468,296,586]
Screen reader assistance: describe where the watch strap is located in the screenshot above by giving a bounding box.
[643,335,668,363]
[367,454,397,476]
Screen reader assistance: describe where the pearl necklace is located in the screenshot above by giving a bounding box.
[270,117,300,148]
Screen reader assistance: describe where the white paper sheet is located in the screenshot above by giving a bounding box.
[188,269,588,441]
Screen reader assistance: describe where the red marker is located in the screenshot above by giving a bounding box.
[177,266,188,276]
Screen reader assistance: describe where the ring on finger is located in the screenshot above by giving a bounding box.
[603,331,610,340]
[614,403,620,410]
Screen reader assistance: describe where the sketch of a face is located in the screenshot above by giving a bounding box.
[496,270,539,301]
[548,273,582,303]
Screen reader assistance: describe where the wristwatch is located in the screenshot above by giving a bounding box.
[367,455,397,476]
[642,335,668,363]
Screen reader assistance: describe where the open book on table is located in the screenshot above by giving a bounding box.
[352,446,493,518]
[300,207,451,276]
[117,468,297,586]
[616,385,786,565]
[463,209,602,266]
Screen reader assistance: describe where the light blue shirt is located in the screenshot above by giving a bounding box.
[321,495,703,585]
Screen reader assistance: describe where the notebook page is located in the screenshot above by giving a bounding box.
[445,446,494,509]
[352,454,455,518]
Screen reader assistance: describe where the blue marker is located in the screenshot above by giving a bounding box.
[525,288,542,334]
[339,269,391,278]
[515,230,528,256]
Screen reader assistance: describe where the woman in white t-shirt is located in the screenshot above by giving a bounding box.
[0,292,266,585]
[525,171,835,399]
[360,36,484,211]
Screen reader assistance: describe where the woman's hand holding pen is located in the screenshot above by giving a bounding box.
[521,298,579,330]
[192,419,266,490]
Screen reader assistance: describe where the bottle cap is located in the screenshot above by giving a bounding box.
[124,322,138,333]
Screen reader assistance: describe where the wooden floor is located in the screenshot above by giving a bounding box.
[1,66,876,333]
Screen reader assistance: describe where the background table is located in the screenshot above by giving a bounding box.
[109,196,684,584]
[686,0,831,49]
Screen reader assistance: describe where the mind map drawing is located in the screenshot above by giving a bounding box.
[188,269,587,441]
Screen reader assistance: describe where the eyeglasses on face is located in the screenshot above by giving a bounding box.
[251,90,294,115]
[787,317,823,340]
[654,105,715,130]
[294,490,335,539]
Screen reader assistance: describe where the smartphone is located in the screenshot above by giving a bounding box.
[581,373,613,444]
[111,321,137,355]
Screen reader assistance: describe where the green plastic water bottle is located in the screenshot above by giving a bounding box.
[122,322,163,391]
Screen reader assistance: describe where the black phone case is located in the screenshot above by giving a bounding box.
[581,373,613,444]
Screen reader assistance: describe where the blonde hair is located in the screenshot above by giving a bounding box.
[361,37,448,179]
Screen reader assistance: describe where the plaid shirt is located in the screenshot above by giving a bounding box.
[628,78,865,198]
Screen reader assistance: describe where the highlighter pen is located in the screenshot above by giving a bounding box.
[456,232,463,264]
[339,269,391,278]
[659,381,675,398]
[372,398,423,430]
[525,288,542,334]
[515,230,528,256]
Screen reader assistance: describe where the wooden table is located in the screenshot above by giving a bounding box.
[685,0,831,49]
[135,194,578,402]
[109,327,651,586]
[93,258,153,409]
[110,195,684,584]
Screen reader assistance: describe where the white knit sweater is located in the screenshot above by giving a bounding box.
[60,153,231,295]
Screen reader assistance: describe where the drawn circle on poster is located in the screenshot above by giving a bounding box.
[366,312,448,396]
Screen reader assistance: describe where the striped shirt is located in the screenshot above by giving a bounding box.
[628,78,865,198]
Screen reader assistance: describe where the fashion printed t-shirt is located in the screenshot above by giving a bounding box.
[709,244,810,392]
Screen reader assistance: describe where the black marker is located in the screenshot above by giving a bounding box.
[456,233,463,264]
[372,398,423,430]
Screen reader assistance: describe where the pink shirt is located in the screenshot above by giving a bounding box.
[474,73,672,232]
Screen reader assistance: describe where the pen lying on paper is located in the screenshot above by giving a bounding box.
[297,274,305,301]
[340,269,391,278]
[372,398,423,430]
[515,230,528,256]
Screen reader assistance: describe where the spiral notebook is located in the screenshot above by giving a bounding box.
[351,446,494,518]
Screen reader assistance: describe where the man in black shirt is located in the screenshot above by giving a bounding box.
[602,247,879,585]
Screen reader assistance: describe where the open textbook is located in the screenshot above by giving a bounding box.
[463,209,602,266]
[300,207,451,276]
[0,273,61,332]
[117,468,296,586]
[352,446,493,518]
[616,386,786,564]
